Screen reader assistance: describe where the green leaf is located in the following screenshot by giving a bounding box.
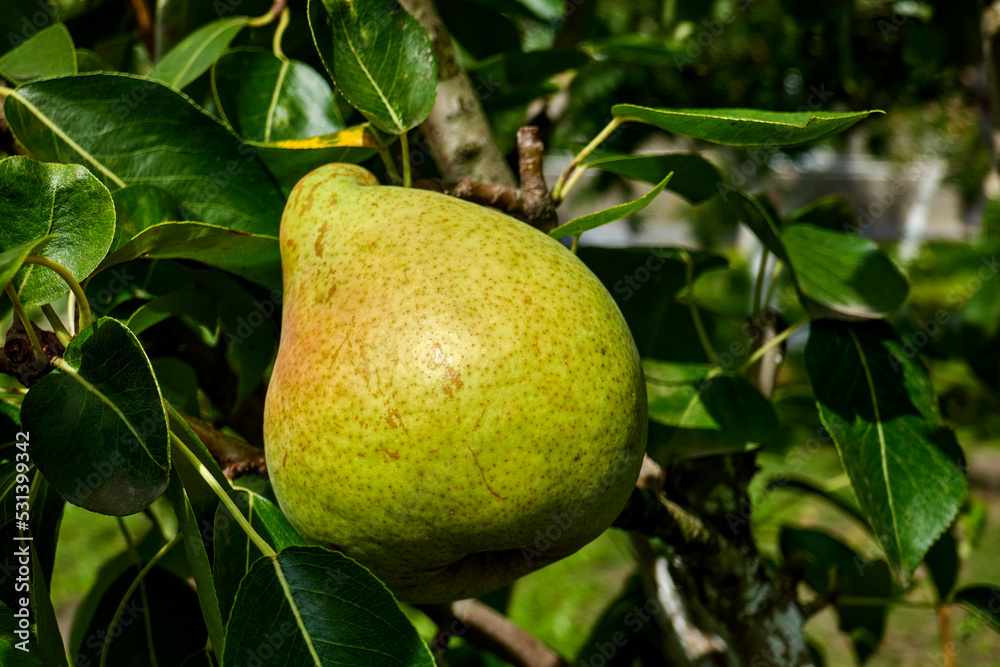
[110,185,179,252]
[550,173,672,238]
[0,236,54,291]
[728,190,788,262]
[97,222,281,292]
[212,48,345,143]
[0,156,115,308]
[148,17,248,90]
[214,488,304,622]
[780,527,892,663]
[20,318,169,515]
[471,50,589,88]
[3,73,285,234]
[585,35,682,67]
[644,361,777,461]
[804,320,967,585]
[150,358,201,416]
[763,477,867,525]
[786,196,857,233]
[584,153,723,203]
[0,602,44,666]
[71,560,208,666]
[954,587,1000,634]
[0,24,75,84]
[614,105,879,147]
[222,546,435,667]
[782,224,909,319]
[307,0,437,134]
[125,288,217,337]
[577,247,727,358]
[167,475,226,658]
[924,530,959,601]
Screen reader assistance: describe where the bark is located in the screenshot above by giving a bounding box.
[398,0,517,186]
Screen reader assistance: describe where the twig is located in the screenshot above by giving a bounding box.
[176,411,268,480]
[0,317,64,387]
[246,0,288,27]
[416,600,570,667]
[126,0,155,55]
[414,127,558,232]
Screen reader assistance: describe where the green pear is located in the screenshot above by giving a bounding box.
[264,163,647,603]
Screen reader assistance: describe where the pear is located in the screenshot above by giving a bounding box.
[264,163,647,603]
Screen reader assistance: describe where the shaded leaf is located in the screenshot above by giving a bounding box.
[308,0,437,134]
[0,236,54,291]
[804,320,967,585]
[782,224,909,319]
[0,24,75,84]
[214,487,304,622]
[167,475,226,657]
[222,546,435,666]
[584,153,723,203]
[110,185,179,252]
[212,48,344,143]
[924,530,959,601]
[614,105,878,147]
[97,222,281,292]
[786,196,857,233]
[472,50,589,88]
[20,318,169,515]
[780,527,892,663]
[0,156,114,308]
[644,361,777,461]
[4,73,284,234]
[551,173,672,238]
[148,17,247,90]
[954,587,1000,634]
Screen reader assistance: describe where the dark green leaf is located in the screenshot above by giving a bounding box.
[97,222,281,291]
[214,488,304,622]
[780,527,892,663]
[308,0,437,134]
[551,173,672,238]
[763,477,867,525]
[222,546,434,667]
[167,475,226,658]
[4,73,285,234]
[585,35,682,67]
[0,24,75,84]
[577,247,727,358]
[584,153,723,203]
[20,318,169,515]
[150,358,201,415]
[124,288,217,336]
[954,587,1000,633]
[472,50,589,88]
[212,48,344,143]
[786,196,857,233]
[148,17,248,90]
[72,564,208,666]
[644,361,777,461]
[0,602,44,666]
[614,106,878,147]
[0,156,115,308]
[924,531,959,601]
[782,224,909,319]
[110,185,179,252]
[805,320,967,585]
[728,190,788,262]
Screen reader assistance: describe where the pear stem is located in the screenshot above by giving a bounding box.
[23,255,92,330]
[374,139,403,185]
[401,131,413,188]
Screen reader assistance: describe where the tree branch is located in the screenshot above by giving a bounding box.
[177,411,268,480]
[416,599,571,667]
[398,0,516,186]
[415,127,558,232]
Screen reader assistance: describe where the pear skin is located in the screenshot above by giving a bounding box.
[264,163,647,603]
